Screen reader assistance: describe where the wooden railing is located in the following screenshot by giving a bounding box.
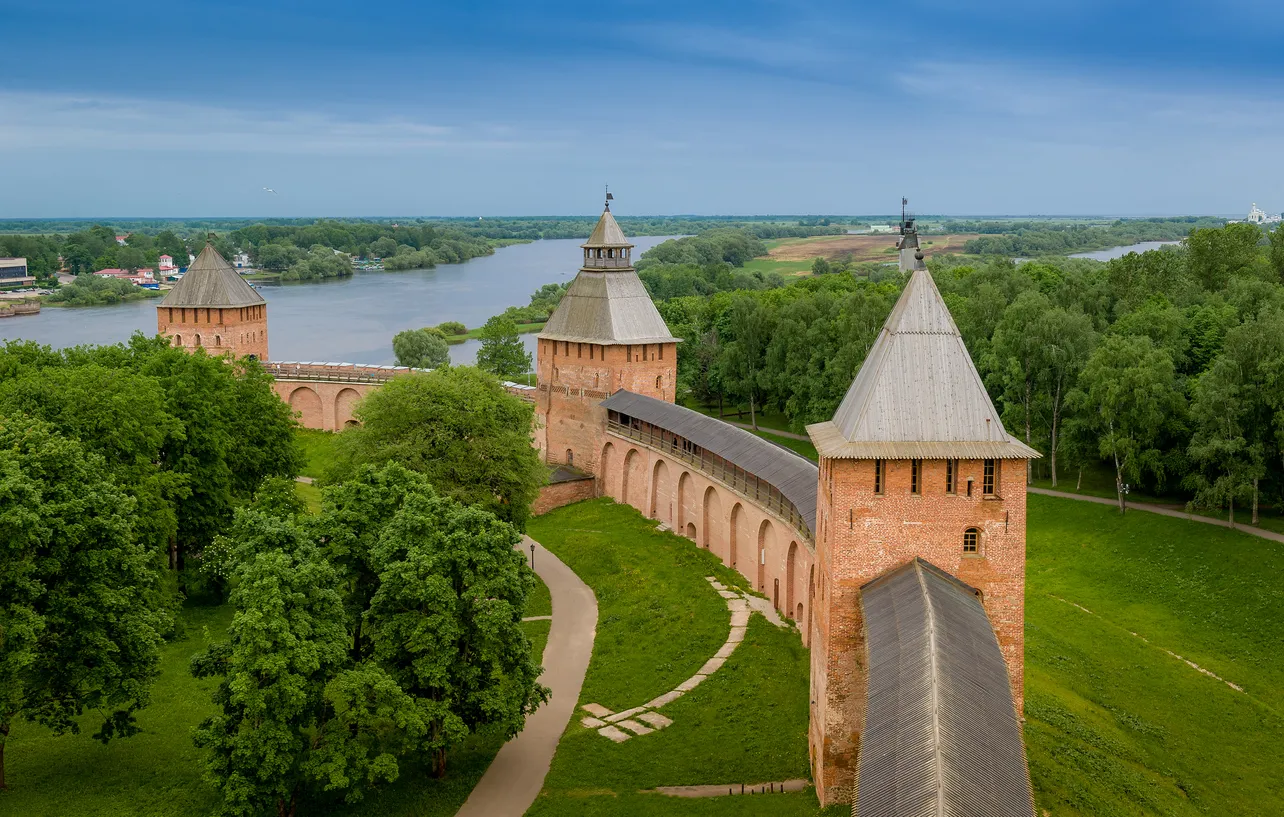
[607,420,813,546]
[263,362,421,383]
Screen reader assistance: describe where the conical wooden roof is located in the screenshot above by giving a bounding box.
[541,210,675,346]
[581,206,633,248]
[160,244,264,308]
[807,268,1038,459]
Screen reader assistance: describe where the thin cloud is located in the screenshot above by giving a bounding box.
[0,92,549,154]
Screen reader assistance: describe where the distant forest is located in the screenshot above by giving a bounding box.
[951,217,1226,256]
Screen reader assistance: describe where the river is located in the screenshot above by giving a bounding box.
[0,236,679,366]
[1067,240,1180,261]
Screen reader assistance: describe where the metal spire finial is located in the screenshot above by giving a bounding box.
[605,184,614,211]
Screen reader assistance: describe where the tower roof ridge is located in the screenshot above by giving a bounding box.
[160,243,264,308]
[807,268,1038,459]
[582,206,633,249]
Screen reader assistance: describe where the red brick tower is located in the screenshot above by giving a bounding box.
[536,197,678,472]
[157,244,268,359]
[805,257,1038,805]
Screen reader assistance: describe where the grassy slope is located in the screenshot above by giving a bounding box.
[444,322,545,345]
[526,500,843,816]
[1024,494,1284,815]
[294,427,342,480]
[1033,459,1284,536]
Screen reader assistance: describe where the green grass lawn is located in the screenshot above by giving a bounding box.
[444,321,545,344]
[1032,459,1284,535]
[526,569,552,617]
[526,500,842,816]
[4,560,553,816]
[294,427,343,480]
[747,428,818,462]
[1024,494,1284,815]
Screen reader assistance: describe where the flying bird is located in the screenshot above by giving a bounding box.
[263,187,277,194]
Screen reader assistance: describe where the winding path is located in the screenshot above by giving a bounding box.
[1028,486,1284,544]
[455,536,598,817]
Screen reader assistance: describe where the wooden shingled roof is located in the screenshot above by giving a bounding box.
[539,208,677,346]
[160,244,265,308]
[855,558,1035,817]
[806,268,1039,460]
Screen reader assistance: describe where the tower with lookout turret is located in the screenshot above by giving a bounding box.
[805,241,1039,804]
[535,195,679,472]
[157,243,268,359]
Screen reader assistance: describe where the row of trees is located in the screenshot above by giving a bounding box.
[193,465,547,816]
[960,217,1226,256]
[0,336,301,789]
[655,223,1284,520]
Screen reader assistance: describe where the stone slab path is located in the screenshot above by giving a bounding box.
[1028,487,1284,544]
[578,577,786,743]
[651,779,811,797]
[455,536,598,817]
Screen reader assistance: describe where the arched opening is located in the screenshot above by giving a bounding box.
[702,486,724,557]
[650,459,671,524]
[194,334,202,347]
[796,602,804,623]
[214,335,221,347]
[677,471,694,531]
[807,565,815,648]
[964,527,981,554]
[288,386,322,425]
[623,448,647,510]
[730,503,746,575]
[774,578,779,611]
[757,519,774,593]
[335,388,362,430]
[566,448,574,466]
[600,442,617,499]
[786,541,799,619]
[685,522,697,541]
[173,335,182,346]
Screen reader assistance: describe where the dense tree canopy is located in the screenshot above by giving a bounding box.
[329,367,545,528]
[0,421,170,790]
[475,316,533,381]
[0,335,300,578]
[392,328,450,369]
[193,464,546,813]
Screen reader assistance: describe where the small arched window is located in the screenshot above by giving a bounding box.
[174,335,182,346]
[566,449,574,465]
[655,375,662,389]
[194,334,202,347]
[963,527,980,554]
[215,335,221,347]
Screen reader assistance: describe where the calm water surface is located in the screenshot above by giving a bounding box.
[1068,240,1180,261]
[0,236,678,365]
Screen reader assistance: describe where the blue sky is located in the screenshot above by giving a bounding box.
[1,0,1281,217]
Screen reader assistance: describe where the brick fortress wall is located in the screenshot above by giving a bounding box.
[158,304,268,360]
[537,338,676,475]
[810,456,1027,804]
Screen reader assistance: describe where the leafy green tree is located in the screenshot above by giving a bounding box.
[117,246,147,271]
[0,421,169,790]
[1186,222,1263,291]
[1074,335,1185,512]
[718,294,772,429]
[365,488,548,777]
[811,257,833,275]
[986,290,1054,482]
[254,242,302,272]
[1269,225,1284,284]
[437,321,468,336]
[1186,309,1284,525]
[191,525,350,817]
[475,315,532,380]
[1037,307,1096,486]
[330,369,545,527]
[392,328,450,369]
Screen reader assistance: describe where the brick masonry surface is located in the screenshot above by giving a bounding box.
[809,456,1026,805]
[532,476,596,515]
[270,380,382,431]
[158,304,268,360]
